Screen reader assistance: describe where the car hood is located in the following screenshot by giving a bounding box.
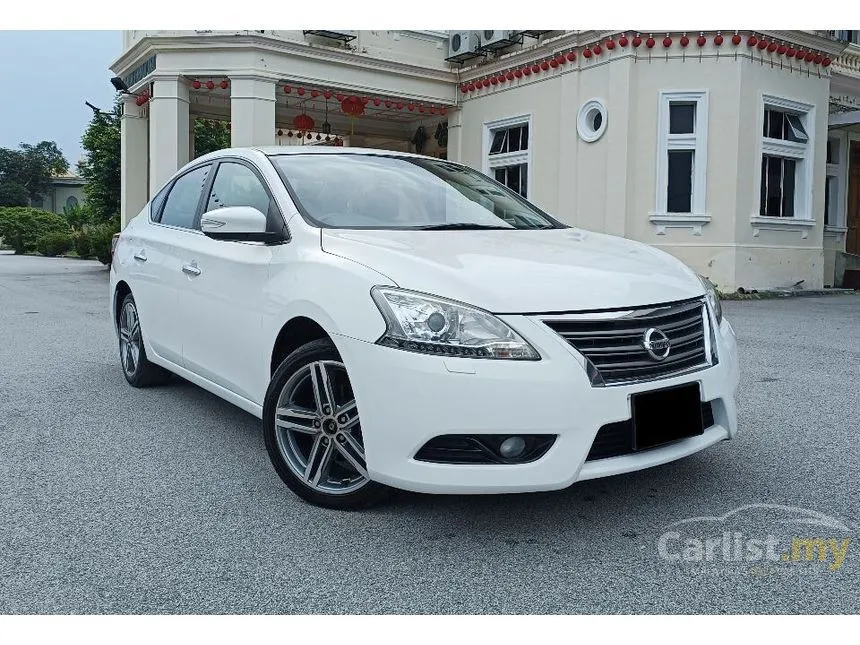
[321,227,705,313]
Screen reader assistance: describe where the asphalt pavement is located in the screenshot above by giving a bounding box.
[1,252,858,614]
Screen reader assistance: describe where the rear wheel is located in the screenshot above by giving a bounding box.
[118,293,170,387]
[263,339,390,509]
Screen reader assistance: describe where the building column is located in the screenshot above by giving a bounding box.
[148,76,190,196]
[229,76,277,147]
[120,94,149,229]
[189,118,196,161]
[445,107,463,163]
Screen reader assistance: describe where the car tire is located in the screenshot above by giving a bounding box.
[118,293,171,388]
[263,338,391,510]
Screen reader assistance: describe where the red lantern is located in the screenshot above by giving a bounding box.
[506,71,515,80]
[515,69,524,77]
[419,105,425,113]
[697,35,706,47]
[395,102,403,109]
[757,40,768,50]
[566,51,576,62]
[556,54,566,64]
[460,84,468,94]
[632,36,642,47]
[135,95,144,106]
[480,78,489,87]
[522,67,531,76]
[220,80,228,89]
[549,59,558,68]
[336,93,344,101]
[192,80,201,89]
[407,103,415,111]
[606,39,616,50]
[540,60,550,70]
[360,96,369,104]
[467,83,476,92]
[341,96,364,117]
[284,85,292,93]
[297,87,305,96]
[663,37,672,48]
[384,99,392,107]
[795,50,806,60]
[786,47,796,57]
[593,45,602,56]
[646,37,656,48]
[805,51,815,62]
[777,45,787,55]
[490,76,498,85]
[714,34,724,46]
[680,36,689,47]
[767,42,778,53]
[822,57,832,67]
[498,74,507,82]
[311,89,319,98]
[293,113,314,132]
[732,34,742,46]
[532,64,541,73]
[324,90,332,99]
[747,35,758,47]
[373,97,381,106]
[583,48,593,58]
[206,80,215,90]
[619,35,629,47]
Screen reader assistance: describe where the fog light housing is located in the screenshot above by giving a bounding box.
[499,436,527,459]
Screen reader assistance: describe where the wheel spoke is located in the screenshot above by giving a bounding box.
[334,432,367,478]
[275,406,318,434]
[309,361,337,414]
[119,329,130,342]
[304,436,334,486]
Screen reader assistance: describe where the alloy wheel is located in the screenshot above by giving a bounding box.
[119,301,141,377]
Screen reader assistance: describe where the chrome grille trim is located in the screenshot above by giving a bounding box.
[542,297,715,387]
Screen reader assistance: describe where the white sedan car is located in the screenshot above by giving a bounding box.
[110,147,739,509]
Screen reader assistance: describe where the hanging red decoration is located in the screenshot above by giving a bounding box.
[606,39,616,50]
[220,80,228,89]
[566,51,576,62]
[556,54,567,64]
[360,97,369,105]
[814,53,824,64]
[498,74,507,82]
[593,44,602,56]
[767,42,778,53]
[522,67,531,76]
[714,34,724,46]
[297,87,305,96]
[646,37,656,48]
[373,98,381,106]
[284,85,292,93]
[583,48,593,58]
[747,35,758,47]
[407,103,415,111]
[805,52,815,62]
[515,68,524,77]
[385,99,393,107]
[293,113,315,132]
[777,44,787,55]
[632,36,642,47]
[467,83,476,92]
[336,93,344,101]
[619,35,629,47]
[540,60,550,70]
[663,37,672,48]
[506,71,515,80]
[460,84,468,94]
[822,57,832,67]
[324,90,333,99]
[419,105,425,113]
[786,47,796,57]
[192,80,201,89]
[732,34,742,46]
[430,106,436,113]
[206,80,215,90]
[341,96,365,117]
[757,40,768,50]
[697,35,706,47]
[490,76,498,85]
[531,64,541,73]
[680,36,689,47]
[395,102,403,109]
[311,89,319,98]
[549,59,558,69]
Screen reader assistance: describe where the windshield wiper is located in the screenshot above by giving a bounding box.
[414,223,514,231]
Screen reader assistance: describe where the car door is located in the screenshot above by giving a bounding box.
[176,158,285,403]
[147,163,214,367]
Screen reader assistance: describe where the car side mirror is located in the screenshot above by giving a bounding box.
[200,206,284,243]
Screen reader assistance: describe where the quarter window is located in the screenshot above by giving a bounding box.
[160,165,211,229]
[485,118,530,198]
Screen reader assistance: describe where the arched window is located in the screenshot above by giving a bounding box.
[66,196,79,209]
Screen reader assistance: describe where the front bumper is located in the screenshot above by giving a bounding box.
[333,314,740,495]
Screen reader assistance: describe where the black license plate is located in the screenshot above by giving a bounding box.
[631,382,704,451]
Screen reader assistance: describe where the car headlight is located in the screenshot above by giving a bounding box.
[699,275,723,324]
[370,287,540,360]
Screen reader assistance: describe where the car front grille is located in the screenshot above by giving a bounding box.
[585,400,716,461]
[542,298,713,386]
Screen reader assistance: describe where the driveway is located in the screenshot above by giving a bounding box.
[1,253,858,614]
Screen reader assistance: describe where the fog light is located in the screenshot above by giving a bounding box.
[499,436,526,459]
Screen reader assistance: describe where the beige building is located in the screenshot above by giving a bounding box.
[111,30,860,291]
[31,172,87,214]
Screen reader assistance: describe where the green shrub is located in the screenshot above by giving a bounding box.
[0,207,71,254]
[72,229,93,258]
[62,202,94,231]
[36,231,73,257]
[90,222,119,265]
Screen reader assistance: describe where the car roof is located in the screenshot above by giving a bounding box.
[251,146,432,160]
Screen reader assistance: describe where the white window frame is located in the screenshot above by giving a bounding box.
[755,94,816,222]
[825,132,848,231]
[482,114,533,200]
[654,90,709,218]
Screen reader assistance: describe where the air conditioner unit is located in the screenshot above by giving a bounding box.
[447,31,480,63]
[478,30,519,51]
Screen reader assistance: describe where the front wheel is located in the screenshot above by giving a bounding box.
[263,339,390,510]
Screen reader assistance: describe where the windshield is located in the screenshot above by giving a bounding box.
[269,153,565,230]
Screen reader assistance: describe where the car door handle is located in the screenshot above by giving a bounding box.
[133,250,147,262]
[182,262,202,277]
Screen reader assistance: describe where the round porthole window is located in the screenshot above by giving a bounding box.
[577,99,608,142]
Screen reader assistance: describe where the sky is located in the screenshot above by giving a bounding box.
[0,30,122,171]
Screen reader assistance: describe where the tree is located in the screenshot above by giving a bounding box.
[194,118,231,158]
[0,141,69,203]
[78,96,121,223]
